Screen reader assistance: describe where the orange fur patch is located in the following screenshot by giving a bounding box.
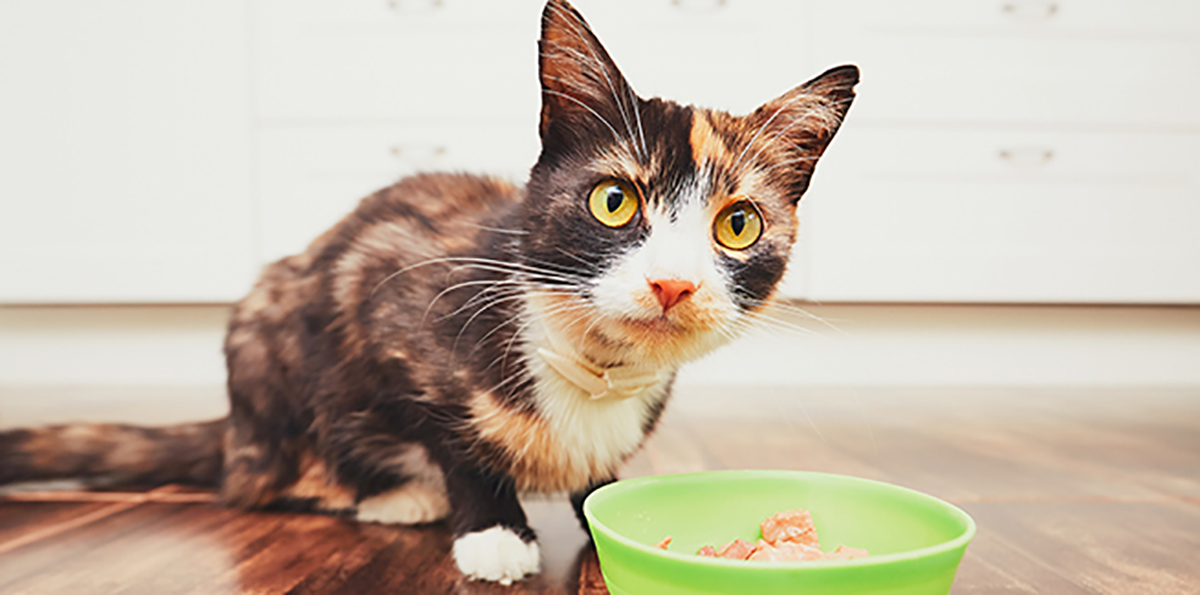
[284,452,356,510]
[468,391,606,493]
[690,112,734,172]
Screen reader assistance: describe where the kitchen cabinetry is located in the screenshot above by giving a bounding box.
[0,1,256,302]
[800,0,1200,302]
[2,0,1196,304]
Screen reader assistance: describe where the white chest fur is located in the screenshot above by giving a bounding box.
[534,362,669,478]
[520,322,673,488]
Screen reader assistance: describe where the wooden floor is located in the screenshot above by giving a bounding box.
[1,386,1198,594]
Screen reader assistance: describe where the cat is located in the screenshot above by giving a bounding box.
[0,0,856,585]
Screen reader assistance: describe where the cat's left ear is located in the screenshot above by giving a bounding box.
[537,0,643,153]
[746,65,859,199]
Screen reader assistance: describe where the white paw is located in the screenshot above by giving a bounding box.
[452,525,540,585]
[356,481,450,525]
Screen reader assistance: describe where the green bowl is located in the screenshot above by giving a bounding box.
[583,470,975,595]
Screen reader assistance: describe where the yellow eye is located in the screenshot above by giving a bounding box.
[714,200,764,250]
[588,179,639,228]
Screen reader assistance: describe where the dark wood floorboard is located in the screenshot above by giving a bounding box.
[1,386,1198,593]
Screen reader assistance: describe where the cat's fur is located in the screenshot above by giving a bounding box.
[0,0,856,584]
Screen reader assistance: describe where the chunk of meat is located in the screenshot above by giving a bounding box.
[748,539,827,562]
[661,508,870,563]
[717,538,755,560]
[759,508,819,548]
[825,544,870,560]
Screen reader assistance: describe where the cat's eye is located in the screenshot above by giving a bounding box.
[588,179,639,228]
[713,200,764,250]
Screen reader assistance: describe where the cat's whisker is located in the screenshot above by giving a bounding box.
[775,391,827,444]
[377,255,591,291]
[444,262,587,285]
[624,82,647,158]
[483,299,596,376]
[421,277,576,334]
[451,288,577,360]
[462,223,529,235]
[507,248,601,279]
[741,298,848,337]
[742,309,828,339]
[580,310,607,344]
[719,302,821,340]
[463,287,575,342]
[550,248,602,275]
[420,279,521,328]
[444,283,527,321]
[755,155,820,177]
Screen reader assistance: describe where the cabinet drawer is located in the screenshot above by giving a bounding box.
[810,0,1200,127]
[257,122,541,263]
[803,127,1200,303]
[574,0,813,114]
[254,0,817,120]
[253,0,544,121]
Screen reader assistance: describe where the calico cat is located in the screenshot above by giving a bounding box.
[0,0,856,585]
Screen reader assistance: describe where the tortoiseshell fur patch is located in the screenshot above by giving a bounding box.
[0,0,856,583]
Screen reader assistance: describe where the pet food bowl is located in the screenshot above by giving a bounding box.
[583,470,975,594]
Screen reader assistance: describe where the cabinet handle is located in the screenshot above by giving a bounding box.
[1001,1,1059,21]
[390,144,448,165]
[671,0,728,12]
[998,147,1054,168]
[387,0,444,14]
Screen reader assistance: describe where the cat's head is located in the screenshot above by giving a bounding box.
[520,0,857,368]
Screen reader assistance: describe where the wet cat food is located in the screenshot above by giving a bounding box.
[660,508,869,562]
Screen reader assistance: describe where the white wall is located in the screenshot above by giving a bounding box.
[2,303,1196,390]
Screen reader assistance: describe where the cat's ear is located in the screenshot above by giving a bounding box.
[745,65,859,196]
[538,0,642,153]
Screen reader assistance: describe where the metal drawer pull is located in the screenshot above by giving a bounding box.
[998,147,1055,168]
[387,0,444,14]
[671,0,728,12]
[389,144,448,164]
[1001,1,1059,21]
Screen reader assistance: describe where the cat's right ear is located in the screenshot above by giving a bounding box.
[538,0,643,154]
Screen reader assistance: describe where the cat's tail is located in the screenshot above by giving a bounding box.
[0,419,226,488]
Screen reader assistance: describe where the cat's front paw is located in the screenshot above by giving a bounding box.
[452,525,540,585]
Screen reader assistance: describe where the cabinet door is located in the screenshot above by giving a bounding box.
[254,0,544,121]
[0,1,255,303]
[809,0,1200,127]
[803,127,1200,303]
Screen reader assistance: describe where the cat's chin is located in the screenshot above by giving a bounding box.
[618,314,685,334]
[605,313,734,365]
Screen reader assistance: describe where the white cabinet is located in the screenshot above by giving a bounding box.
[2,0,1196,305]
[804,127,1200,302]
[257,123,540,262]
[798,0,1200,303]
[253,0,544,122]
[808,0,1200,127]
[0,1,256,303]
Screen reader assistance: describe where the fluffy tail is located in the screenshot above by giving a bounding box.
[0,419,226,488]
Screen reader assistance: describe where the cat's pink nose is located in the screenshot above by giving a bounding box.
[648,279,697,313]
